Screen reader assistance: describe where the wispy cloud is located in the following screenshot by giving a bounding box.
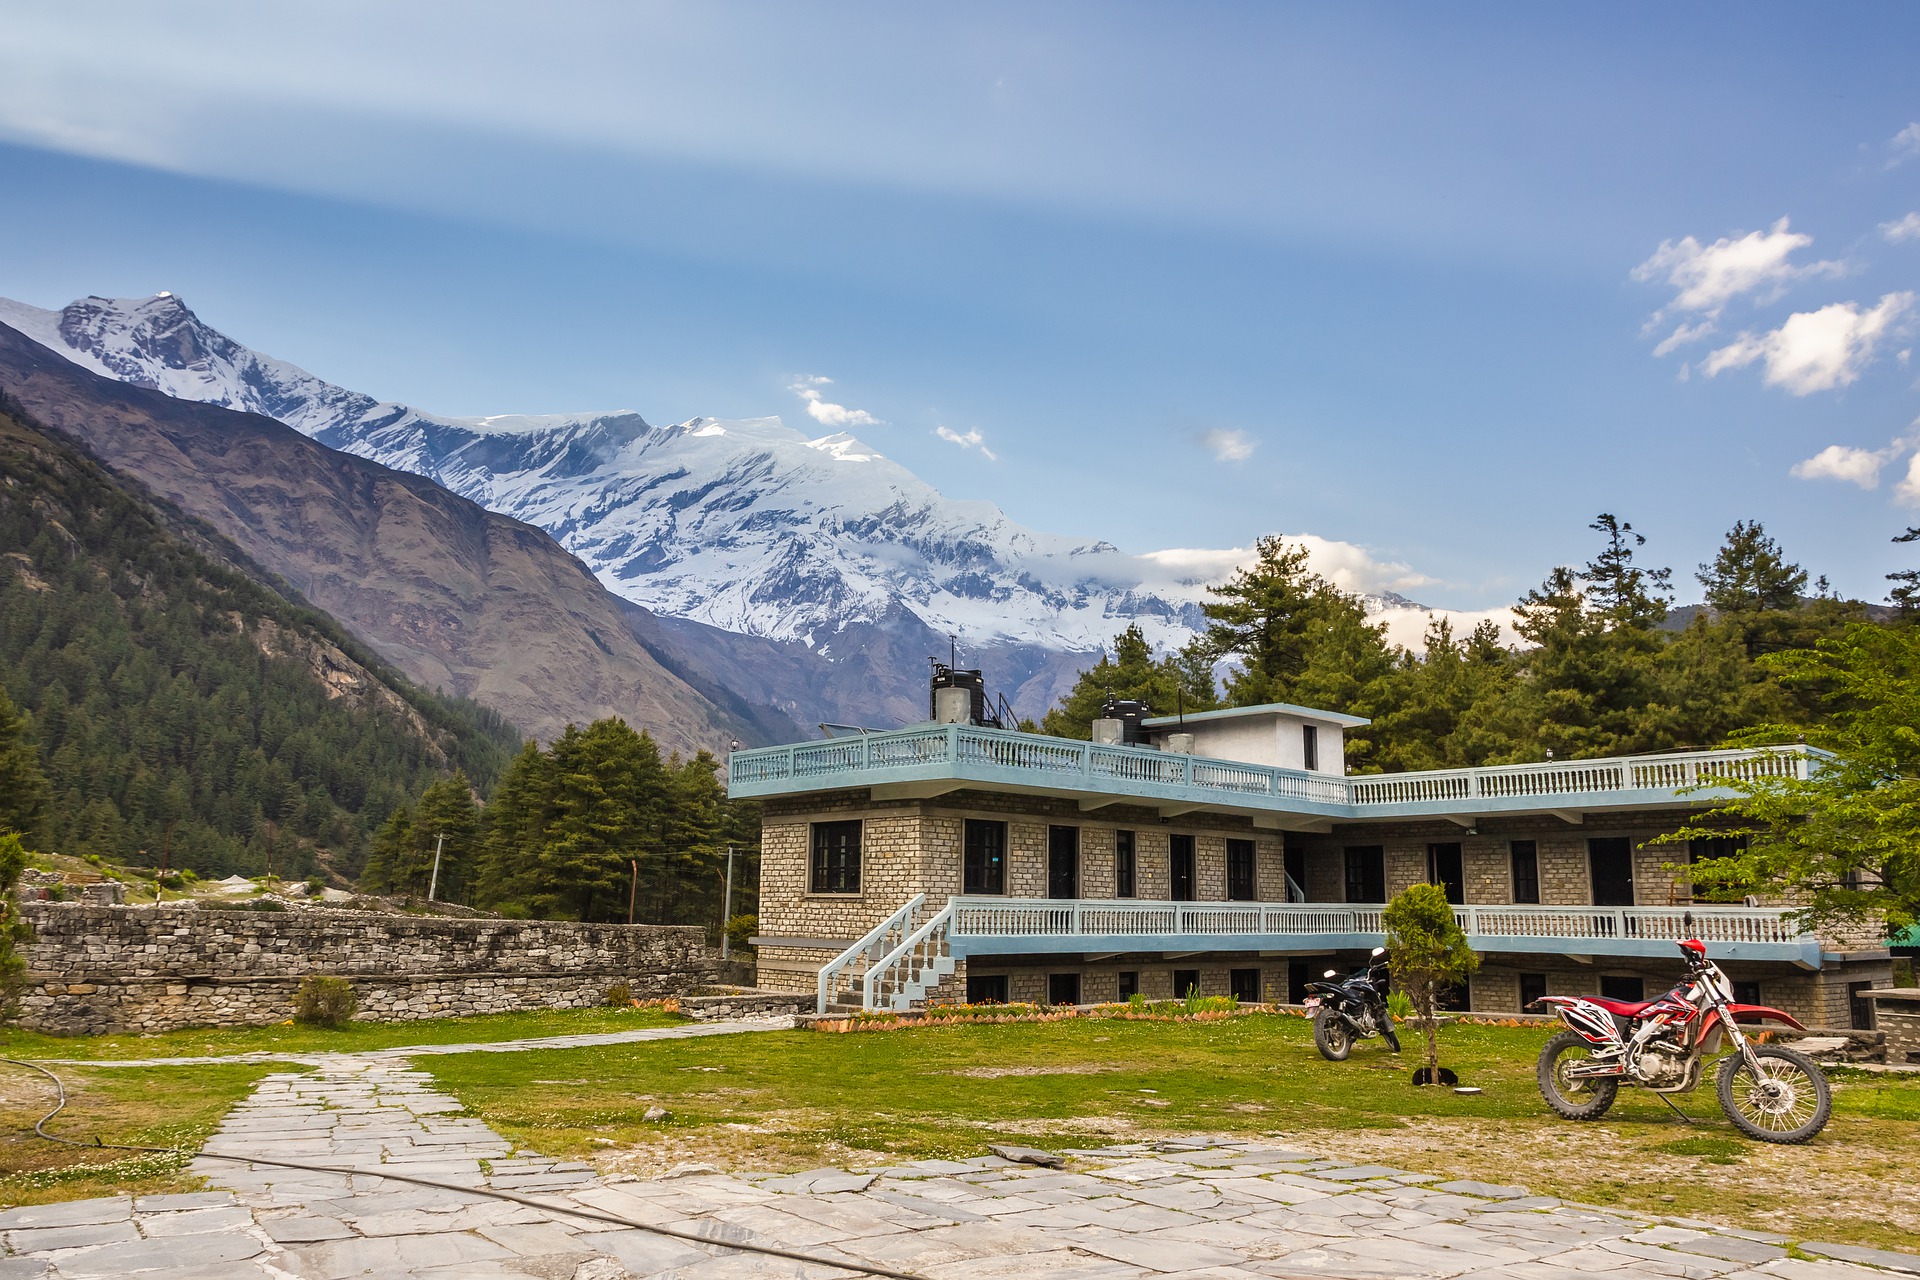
[935,424,997,461]
[1200,428,1255,462]
[789,374,881,428]
[1701,292,1912,395]
[1632,218,1844,354]
[1791,442,1902,488]
[1882,212,1920,243]
[1888,122,1920,169]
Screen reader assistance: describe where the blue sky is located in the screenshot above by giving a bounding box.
[3,3,1919,609]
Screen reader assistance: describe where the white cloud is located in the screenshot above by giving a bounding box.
[1652,320,1717,356]
[1200,428,1256,462]
[1889,122,1920,168]
[935,424,997,461]
[788,374,881,428]
[1701,292,1913,394]
[1882,212,1920,243]
[1791,442,1900,488]
[1632,218,1842,333]
[1897,453,1920,506]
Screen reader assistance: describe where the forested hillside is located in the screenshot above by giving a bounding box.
[1046,515,1901,769]
[0,396,521,880]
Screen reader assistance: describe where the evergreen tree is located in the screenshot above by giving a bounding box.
[1202,537,1323,705]
[1698,520,1807,614]
[1039,625,1218,739]
[0,686,49,838]
[1583,513,1672,630]
[1889,527,1920,617]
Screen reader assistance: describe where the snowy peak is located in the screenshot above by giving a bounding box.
[0,292,1470,661]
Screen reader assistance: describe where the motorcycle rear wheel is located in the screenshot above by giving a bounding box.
[1536,1029,1619,1120]
[1716,1045,1831,1144]
[1313,1009,1352,1061]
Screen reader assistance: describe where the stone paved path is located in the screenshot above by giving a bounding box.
[5,1018,1919,1279]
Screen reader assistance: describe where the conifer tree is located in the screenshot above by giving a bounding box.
[1698,520,1807,614]
[0,687,48,839]
[1039,625,1218,739]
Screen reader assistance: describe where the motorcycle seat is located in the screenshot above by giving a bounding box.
[1586,997,1654,1017]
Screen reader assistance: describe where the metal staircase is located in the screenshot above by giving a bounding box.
[816,895,956,1014]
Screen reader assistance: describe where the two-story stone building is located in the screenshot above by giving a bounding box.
[728,698,1892,1027]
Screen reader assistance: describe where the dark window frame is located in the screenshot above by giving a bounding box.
[966,974,1009,1005]
[1170,834,1196,902]
[1519,972,1549,1011]
[1229,967,1261,1004]
[1302,724,1320,772]
[1427,842,1464,905]
[1048,824,1079,900]
[963,819,1008,896]
[1226,838,1256,901]
[1510,840,1541,904]
[1343,845,1386,903]
[809,820,863,895]
[1047,972,1082,1007]
[1172,968,1202,999]
[1117,970,1139,998]
[1114,830,1137,899]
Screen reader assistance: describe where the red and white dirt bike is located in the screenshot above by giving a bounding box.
[1535,938,1831,1144]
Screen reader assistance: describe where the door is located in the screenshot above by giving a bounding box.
[1588,837,1635,906]
[1283,844,1307,902]
[963,820,1006,895]
[1170,834,1196,901]
[1048,972,1081,1007]
[1343,846,1385,903]
[1048,825,1078,900]
[1226,839,1256,901]
[1427,843,1464,904]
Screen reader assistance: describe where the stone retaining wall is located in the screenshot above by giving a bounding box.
[16,904,724,1035]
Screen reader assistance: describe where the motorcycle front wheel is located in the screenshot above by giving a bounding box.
[1536,1029,1619,1120]
[1381,1018,1401,1053]
[1313,1008,1352,1061]
[1716,1045,1831,1144]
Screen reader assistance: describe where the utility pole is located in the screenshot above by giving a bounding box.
[427,831,445,903]
[720,844,735,960]
[628,859,639,925]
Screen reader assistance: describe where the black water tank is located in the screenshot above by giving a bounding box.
[930,662,988,724]
[1099,697,1152,745]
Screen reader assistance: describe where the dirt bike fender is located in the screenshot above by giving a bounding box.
[1724,1003,1807,1030]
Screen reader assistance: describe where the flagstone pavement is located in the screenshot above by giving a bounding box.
[2,1020,1916,1280]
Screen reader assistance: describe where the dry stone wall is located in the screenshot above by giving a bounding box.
[18,904,723,1036]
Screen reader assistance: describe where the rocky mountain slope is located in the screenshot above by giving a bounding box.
[0,294,1466,727]
[0,321,785,753]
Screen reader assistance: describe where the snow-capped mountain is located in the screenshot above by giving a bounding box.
[0,294,1473,711]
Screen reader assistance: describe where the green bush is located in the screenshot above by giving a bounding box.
[604,981,633,1007]
[1127,991,1149,1012]
[725,913,757,955]
[1386,989,1416,1020]
[306,876,326,895]
[158,874,184,890]
[292,975,357,1028]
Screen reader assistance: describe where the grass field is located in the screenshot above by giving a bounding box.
[427,1011,1920,1250]
[0,1061,279,1207]
[0,1004,690,1062]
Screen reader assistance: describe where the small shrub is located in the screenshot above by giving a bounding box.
[604,981,634,1007]
[1185,993,1239,1016]
[724,913,757,955]
[1386,990,1415,1020]
[158,874,184,891]
[292,975,357,1028]
[306,876,326,895]
[208,898,285,912]
[1127,991,1148,1012]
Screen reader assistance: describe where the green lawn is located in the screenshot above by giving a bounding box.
[428,1011,1920,1250]
[0,1005,690,1062]
[0,1061,280,1207]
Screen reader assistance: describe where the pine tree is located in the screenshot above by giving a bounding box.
[1202,538,1323,704]
[1889,527,1920,617]
[1698,520,1807,614]
[1583,514,1672,630]
[0,686,49,838]
[1039,625,1218,739]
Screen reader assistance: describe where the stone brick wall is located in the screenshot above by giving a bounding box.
[18,904,721,1036]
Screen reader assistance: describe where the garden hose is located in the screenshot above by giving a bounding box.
[0,1058,926,1280]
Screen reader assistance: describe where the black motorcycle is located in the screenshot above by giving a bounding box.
[1303,947,1401,1060]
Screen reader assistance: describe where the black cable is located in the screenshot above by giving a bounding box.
[1,1058,925,1280]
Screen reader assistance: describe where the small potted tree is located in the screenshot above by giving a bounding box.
[1383,883,1479,1086]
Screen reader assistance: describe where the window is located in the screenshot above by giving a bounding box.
[1519,972,1548,1011]
[1227,839,1256,901]
[1732,980,1762,1006]
[1850,982,1877,1032]
[1229,968,1261,1004]
[1599,975,1645,1003]
[1048,972,1082,1007]
[1688,836,1749,902]
[1172,968,1201,999]
[809,821,862,894]
[1170,834,1196,901]
[1510,841,1540,904]
[1588,838,1635,907]
[1048,825,1079,899]
[963,819,1007,895]
[1115,830,1136,899]
[1427,843,1464,904]
[967,974,1008,1005]
[1287,959,1328,1005]
[1343,846,1385,903]
[1118,970,1139,999]
[1302,724,1319,772]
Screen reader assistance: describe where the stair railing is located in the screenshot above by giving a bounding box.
[864,900,957,1011]
[816,894,925,1014]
